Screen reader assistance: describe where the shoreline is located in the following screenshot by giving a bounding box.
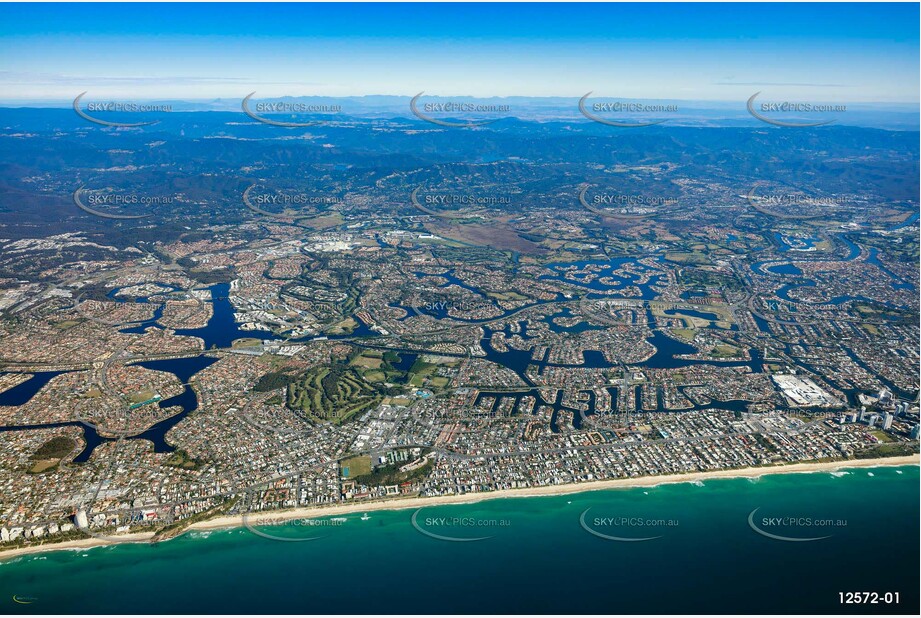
[1,455,917,562]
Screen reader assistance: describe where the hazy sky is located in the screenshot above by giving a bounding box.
[1,2,918,103]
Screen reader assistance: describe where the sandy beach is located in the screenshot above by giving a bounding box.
[0,531,156,563]
[2,455,916,562]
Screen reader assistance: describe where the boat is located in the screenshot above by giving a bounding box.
[360,513,370,521]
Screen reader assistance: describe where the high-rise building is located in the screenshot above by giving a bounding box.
[882,413,893,430]
[75,508,89,529]
[911,425,920,440]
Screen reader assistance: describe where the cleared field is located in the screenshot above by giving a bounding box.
[652,302,735,330]
[427,222,547,255]
[351,354,383,369]
[231,337,263,348]
[325,317,359,335]
[407,357,439,387]
[28,436,76,473]
[671,328,696,340]
[710,344,740,358]
[29,459,59,474]
[301,213,344,230]
[128,389,157,404]
[486,291,529,301]
[340,455,372,479]
[52,320,82,330]
[664,252,710,265]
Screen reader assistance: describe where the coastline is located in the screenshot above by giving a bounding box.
[2,455,917,563]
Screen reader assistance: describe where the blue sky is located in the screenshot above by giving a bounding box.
[1,3,918,102]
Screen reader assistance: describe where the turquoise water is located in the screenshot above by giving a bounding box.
[2,466,918,614]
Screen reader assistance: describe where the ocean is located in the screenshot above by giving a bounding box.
[2,465,918,615]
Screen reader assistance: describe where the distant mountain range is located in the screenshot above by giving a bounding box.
[2,96,918,130]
